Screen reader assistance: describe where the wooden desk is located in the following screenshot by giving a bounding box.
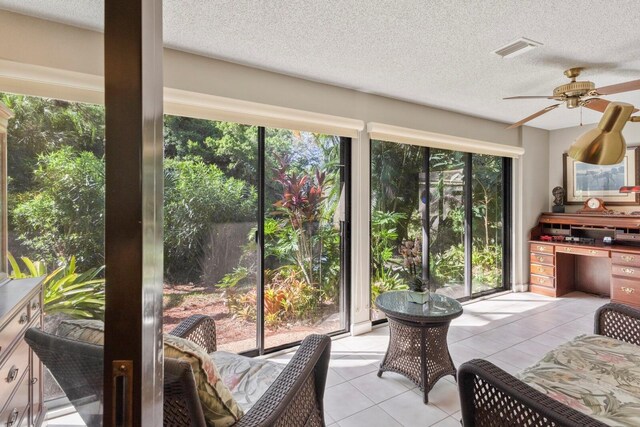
[529,213,640,307]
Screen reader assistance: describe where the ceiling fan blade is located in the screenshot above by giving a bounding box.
[503,95,559,100]
[584,98,639,113]
[583,98,611,113]
[595,79,640,95]
[506,104,561,129]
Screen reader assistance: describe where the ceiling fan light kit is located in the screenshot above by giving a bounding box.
[568,102,634,165]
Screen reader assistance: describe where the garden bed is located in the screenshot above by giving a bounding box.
[163,283,340,353]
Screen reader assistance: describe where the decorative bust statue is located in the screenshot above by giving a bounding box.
[552,186,565,213]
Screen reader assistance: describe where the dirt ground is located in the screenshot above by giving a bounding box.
[163,283,340,353]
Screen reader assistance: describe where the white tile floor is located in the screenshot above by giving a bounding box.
[47,291,609,427]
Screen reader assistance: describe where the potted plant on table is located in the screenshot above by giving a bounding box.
[399,238,429,304]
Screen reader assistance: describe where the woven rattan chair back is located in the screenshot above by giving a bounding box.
[25,328,207,427]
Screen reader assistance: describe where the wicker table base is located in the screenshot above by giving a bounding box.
[377,316,456,404]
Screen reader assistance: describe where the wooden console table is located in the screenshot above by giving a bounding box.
[0,278,45,426]
[530,213,640,307]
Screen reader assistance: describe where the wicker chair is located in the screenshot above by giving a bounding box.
[25,315,331,427]
[457,303,640,427]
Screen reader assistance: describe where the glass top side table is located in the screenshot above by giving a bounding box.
[375,291,463,404]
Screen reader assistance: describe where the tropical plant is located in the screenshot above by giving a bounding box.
[9,253,105,319]
[371,210,406,279]
[227,266,319,328]
[271,157,329,287]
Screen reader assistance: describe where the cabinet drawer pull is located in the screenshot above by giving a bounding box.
[622,267,635,275]
[589,250,598,255]
[564,247,573,252]
[18,312,28,324]
[6,366,19,383]
[622,255,635,262]
[536,245,546,251]
[621,286,635,295]
[537,256,545,262]
[6,408,18,427]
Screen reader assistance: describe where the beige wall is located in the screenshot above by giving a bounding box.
[549,124,640,213]
[0,9,551,326]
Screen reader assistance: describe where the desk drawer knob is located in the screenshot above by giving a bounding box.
[622,255,636,262]
[565,247,573,252]
[7,408,19,427]
[537,245,546,251]
[5,366,19,383]
[537,256,545,262]
[589,250,598,255]
[621,286,635,295]
[622,267,635,275]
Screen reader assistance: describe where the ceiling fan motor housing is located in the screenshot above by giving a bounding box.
[553,81,596,105]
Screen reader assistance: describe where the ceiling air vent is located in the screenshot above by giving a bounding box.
[492,37,542,58]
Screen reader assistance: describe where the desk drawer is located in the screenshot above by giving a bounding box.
[611,251,640,267]
[0,305,29,362]
[556,246,608,257]
[530,253,554,265]
[530,274,554,288]
[0,339,29,409]
[612,264,640,279]
[530,263,554,276]
[530,243,554,254]
[611,277,640,306]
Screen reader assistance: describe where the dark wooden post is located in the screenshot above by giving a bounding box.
[104,0,164,425]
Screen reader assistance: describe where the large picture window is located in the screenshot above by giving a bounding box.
[370,139,511,316]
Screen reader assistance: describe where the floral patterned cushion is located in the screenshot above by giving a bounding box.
[517,334,640,427]
[164,335,244,427]
[55,321,244,427]
[56,319,105,344]
[211,351,285,412]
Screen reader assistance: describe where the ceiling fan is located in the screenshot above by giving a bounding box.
[504,67,640,129]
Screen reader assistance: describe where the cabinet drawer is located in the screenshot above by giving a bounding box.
[556,245,609,257]
[0,370,29,427]
[0,340,29,409]
[612,264,640,279]
[530,253,554,265]
[530,263,554,276]
[530,274,554,288]
[530,243,554,254]
[611,251,640,267]
[611,277,640,306]
[0,305,29,363]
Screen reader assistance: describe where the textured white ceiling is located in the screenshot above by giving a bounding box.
[1,0,640,130]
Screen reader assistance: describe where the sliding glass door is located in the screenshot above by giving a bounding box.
[428,149,466,298]
[370,140,511,312]
[263,129,349,350]
[471,154,505,294]
[162,118,350,355]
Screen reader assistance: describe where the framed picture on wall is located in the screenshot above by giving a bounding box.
[563,147,640,205]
